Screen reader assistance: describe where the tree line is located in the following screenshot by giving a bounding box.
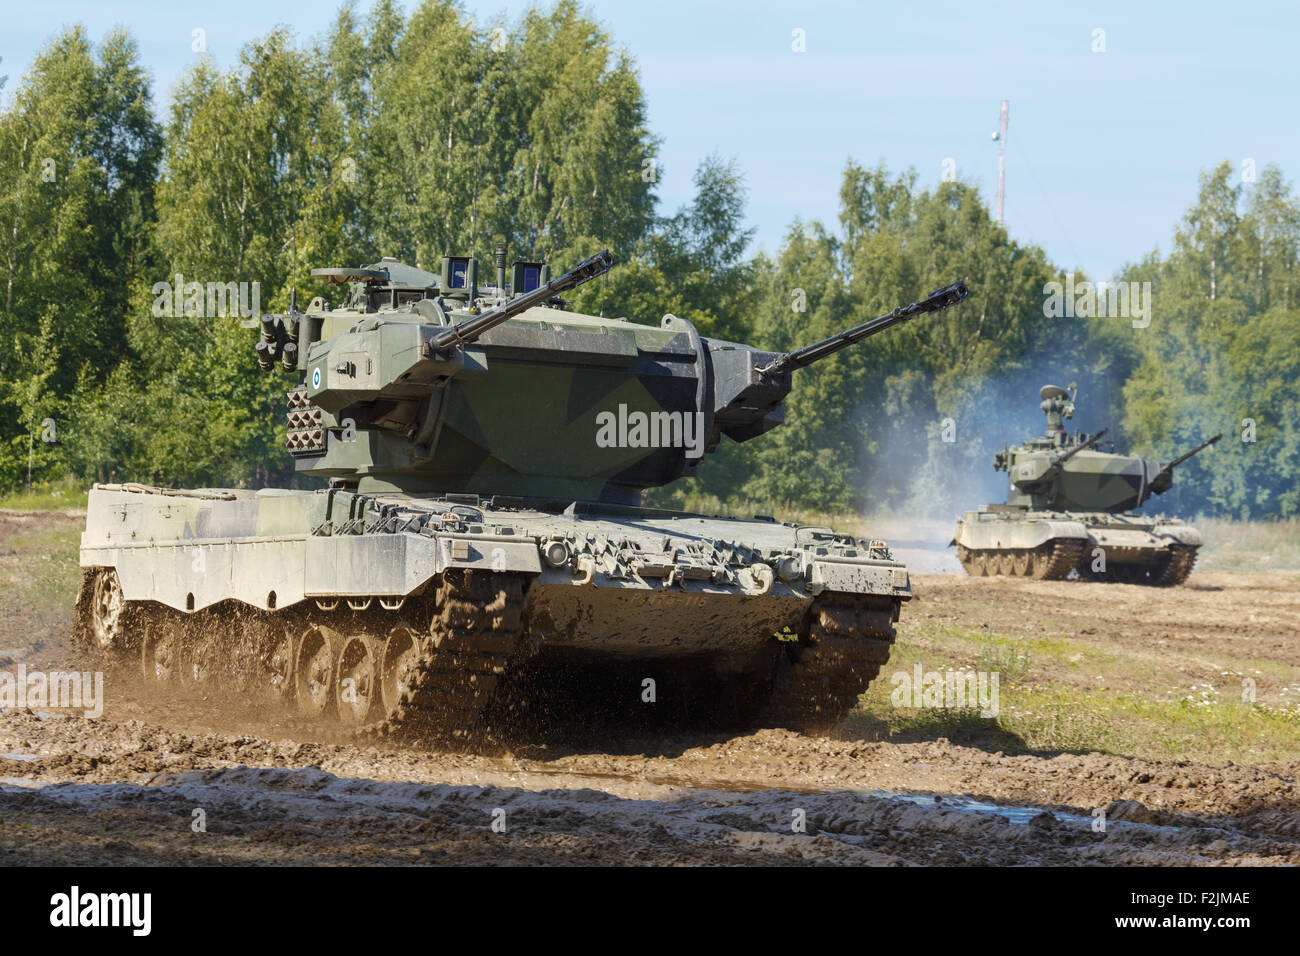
[1,1,1296,519]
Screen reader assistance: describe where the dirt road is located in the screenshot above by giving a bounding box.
[1,509,1297,865]
[2,708,1297,866]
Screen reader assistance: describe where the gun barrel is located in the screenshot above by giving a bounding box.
[757,279,968,376]
[1161,433,1223,473]
[429,250,616,352]
[1056,427,1109,465]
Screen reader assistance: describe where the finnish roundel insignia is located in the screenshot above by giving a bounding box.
[312,368,321,389]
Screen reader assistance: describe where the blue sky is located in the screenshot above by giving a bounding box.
[4,0,1298,280]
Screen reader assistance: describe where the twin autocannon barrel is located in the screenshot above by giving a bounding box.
[756,279,969,377]
[1054,430,1219,476]
[1056,428,1109,465]
[419,250,968,370]
[426,249,617,354]
[428,252,968,369]
[1161,433,1222,473]
[1134,433,1222,507]
[257,244,968,376]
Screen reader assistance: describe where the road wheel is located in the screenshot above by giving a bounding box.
[1028,545,1051,579]
[265,625,295,702]
[379,626,422,714]
[336,635,377,725]
[86,569,137,658]
[294,625,336,719]
[1012,551,1031,577]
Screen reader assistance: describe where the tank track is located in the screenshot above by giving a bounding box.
[76,567,532,743]
[1152,545,1197,586]
[78,567,906,739]
[359,569,529,740]
[1035,539,1086,580]
[757,592,898,733]
[957,539,1084,580]
[959,538,1197,586]
[1077,544,1198,587]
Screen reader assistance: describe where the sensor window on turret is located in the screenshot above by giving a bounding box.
[512,261,545,294]
[449,260,469,289]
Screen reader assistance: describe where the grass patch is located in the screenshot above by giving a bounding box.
[0,478,89,512]
[997,685,1300,763]
[0,513,83,665]
[977,638,1034,686]
[1195,516,1300,571]
[856,614,1300,763]
[856,676,1300,762]
[896,618,1125,675]
[1195,655,1300,684]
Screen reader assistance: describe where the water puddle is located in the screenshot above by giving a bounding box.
[511,765,1106,827]
[505,764,1107,825]
[856,789,1199,834]
[857,788,1086,825]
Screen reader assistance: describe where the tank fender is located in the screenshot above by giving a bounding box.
[809,558,911,598]
[952,513,1088,551]
[82,539,308,613]
[1153,523,1204,547]
[305,532,541,598]
[435,534,544,575]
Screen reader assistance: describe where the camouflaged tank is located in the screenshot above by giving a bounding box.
[76,246,968,739]
[951,384,1220,586]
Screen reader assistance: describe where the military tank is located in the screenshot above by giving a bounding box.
[951,383,1220,585]
[76,245,968,739]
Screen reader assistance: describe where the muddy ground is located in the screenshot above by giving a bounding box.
[0,509,1297,865]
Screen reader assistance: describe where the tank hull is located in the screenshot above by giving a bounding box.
[950,507,1203,585]
[77,483,912,738]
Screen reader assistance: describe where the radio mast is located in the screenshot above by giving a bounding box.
[992,99,1009,221]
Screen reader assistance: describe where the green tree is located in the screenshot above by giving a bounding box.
[1123,162,1300,517]
[0,26,160,486]
[702,163,1064,513]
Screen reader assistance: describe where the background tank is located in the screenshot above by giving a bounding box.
[950,383,1221,586]
[75,246,968,740]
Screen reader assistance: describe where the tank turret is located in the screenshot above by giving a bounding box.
[993,384,1218,514]
[953,383,1220,585]
[77,248,969,741]
[258,248,967,503]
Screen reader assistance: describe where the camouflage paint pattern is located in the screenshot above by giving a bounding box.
[81,483,911,656]
[952,384,1215,571]
[83,254,964,665]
